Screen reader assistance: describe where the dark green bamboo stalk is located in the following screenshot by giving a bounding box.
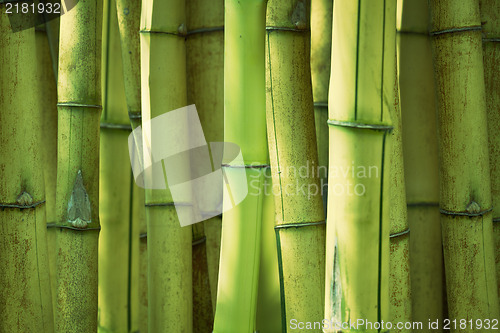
[398,0,444,327]
[185,0,224,327]
[310,0,332,212]
[54,0,103,330]
[36,13,59,329]
[0,7,54,332]
[430,0,499,323]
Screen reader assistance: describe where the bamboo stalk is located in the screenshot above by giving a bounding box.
[398,0,444,327]
[98,0,135,331]
[212,0,268,331]
[114,0,144,330]
[185,0,224,325]
[324,0,395,331]
[140,0,193,330]
[0,7,54,332]
[480,0,500,299]
[36,13,59,329]
[54,0,103,330]
[265,0,326,331]
[429,0,500,324]
[256,173,282,333]
[310,0,333,212]
[388,77,411,331]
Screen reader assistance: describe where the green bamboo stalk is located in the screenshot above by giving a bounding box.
[324,0,395,331]
[98,0,135,331]
[185,0,224,324]
[212,0,268,331]
[480,0,500,299]
[265,0,326,331]
[115,0,144,330]
[140,0,193,330]
[310,0,332,212]
[429,0,500,324]
[388,82,411,331]
[54,0,103,330]
[0,8,54,332]
[398,0,444,327]
[256,172,281,333]
[36,13,59,329]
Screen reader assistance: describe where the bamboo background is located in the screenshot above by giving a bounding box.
[0,0,499,332]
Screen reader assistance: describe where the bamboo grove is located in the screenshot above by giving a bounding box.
[0,0,499,332]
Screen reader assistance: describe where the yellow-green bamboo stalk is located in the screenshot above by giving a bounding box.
[98,0,136,331]
[429,0,500,323]
[480,0,500,299]
[398,0,443,327]
[185,0,224,324]
[256,173,282,333]
[324,0,395,331]
[265,0,326,331]
[388,83,411,331]
[212,0,268,331]
[140,0,193,330]
[54,0,103,330]
[0,8,54,332]
[115,0,144,330]
[311,0,332,211]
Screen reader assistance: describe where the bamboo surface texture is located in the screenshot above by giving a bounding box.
[54,0,103,331]
[140,0,193,330]
[398,0,444,328]
[480,0,500,300]
[325,0,395,331]
[265,0,326,331]
[0,8,54,333]
[213,0,268,331]
[430,0,500,326]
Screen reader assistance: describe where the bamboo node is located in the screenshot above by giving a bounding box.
[439,204,492,218]
[327,119,393,131]
[274,220,325,230]
[67,170,91,229]
[16,191,33,206]
[429,25,482,36]
[390,228,410,239]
